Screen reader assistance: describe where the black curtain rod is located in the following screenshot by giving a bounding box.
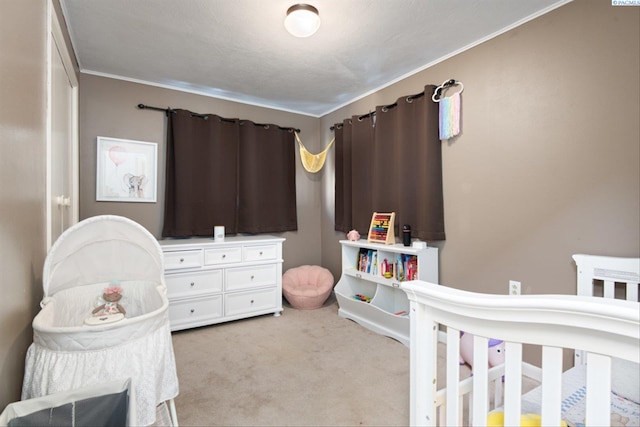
[328,79,461,131]
[137,103,301,133]
[137,103,174,114]
[329,89,427,131]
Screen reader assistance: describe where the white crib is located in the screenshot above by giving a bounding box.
[402,254,639,426]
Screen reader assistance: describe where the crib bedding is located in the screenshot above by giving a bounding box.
[519,364,640,426]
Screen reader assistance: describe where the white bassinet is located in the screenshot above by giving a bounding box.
[21,215,179,426]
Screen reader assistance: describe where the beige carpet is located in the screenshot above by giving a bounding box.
[170,293,411,426]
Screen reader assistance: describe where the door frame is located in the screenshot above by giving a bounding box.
[47,1,79,250]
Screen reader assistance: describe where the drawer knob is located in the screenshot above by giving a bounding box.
[190,282,195,287]
[259,251,263,256]
[222,254,226,258]
[190,309,195,313]
[180,258,184,263]
[251,275,255,280]
[250,299,255,304]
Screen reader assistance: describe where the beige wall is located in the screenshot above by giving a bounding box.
[321,0,640,295]
[78,75,324,271]
[0,0,48,408]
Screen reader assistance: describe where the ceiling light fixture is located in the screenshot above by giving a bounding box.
[284,4,321,38]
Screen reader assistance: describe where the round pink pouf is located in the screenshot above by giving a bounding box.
[282,265,335,310]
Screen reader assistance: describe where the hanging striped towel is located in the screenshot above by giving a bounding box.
[439,92,461,140]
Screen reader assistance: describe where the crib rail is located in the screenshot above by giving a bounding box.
[573,254,639,367]
[573,254,639,301]
[402,280,640,427]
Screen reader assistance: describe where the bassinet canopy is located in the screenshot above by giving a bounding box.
[42,214,164,297]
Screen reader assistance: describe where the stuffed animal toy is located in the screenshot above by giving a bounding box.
[459,332,505,370]
[347,229,360,241]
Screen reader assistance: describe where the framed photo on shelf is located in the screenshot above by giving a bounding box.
[96,136,157,203]
[367,212,396,245]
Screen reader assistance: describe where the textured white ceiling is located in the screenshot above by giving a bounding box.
[61,0,570,117]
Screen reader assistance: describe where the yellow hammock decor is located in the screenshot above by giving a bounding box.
[295,131,335,173]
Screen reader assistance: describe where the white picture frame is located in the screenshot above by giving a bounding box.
[96,136,157,203]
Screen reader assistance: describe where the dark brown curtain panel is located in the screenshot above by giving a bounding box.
[334,115,375,234]
[374,85,445,240]
[333,124,351,233]
[163,111,298,238]
[350,115,376,234]
[334,123,349,232]
[334,84,445,241]
[237,123,297,233]
[163,110,240,238]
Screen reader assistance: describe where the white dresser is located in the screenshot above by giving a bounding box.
[159,236,285,331]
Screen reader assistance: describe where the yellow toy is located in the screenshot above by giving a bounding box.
[487,411,568,427]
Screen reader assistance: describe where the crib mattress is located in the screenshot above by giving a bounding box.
[520,364,640,426]
[22,280,178,426]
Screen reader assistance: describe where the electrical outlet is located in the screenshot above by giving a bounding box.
[509,280,521,295]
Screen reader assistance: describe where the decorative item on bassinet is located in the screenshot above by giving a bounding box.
[84,282,126,325]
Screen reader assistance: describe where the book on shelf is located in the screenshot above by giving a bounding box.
[357,248,378,273]
[366,252,420,281]
[370,251,378,275]
[405,255,418,281]
[387,254,419,281]
[396,254,404,281]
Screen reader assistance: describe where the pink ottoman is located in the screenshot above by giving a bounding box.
[282,265,334,309]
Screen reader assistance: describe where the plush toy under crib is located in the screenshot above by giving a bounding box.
[84,284,126,326]
[459,332,505,370]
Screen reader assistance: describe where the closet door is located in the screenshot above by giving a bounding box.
[47,4,78,249]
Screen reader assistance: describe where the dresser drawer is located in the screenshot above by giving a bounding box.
[224,287,278,318]
[168,294,223,329]
[243,244,278,262]
[165,270,223,298]
[164,249,203,270]
[204,246,242,265]
[225,264,277,291]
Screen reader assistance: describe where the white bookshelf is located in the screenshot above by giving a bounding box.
[334,239,438,346]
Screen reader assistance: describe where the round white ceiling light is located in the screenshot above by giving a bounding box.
[284,4,321,38]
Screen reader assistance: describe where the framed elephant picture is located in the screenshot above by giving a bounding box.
[96,136,157,203]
